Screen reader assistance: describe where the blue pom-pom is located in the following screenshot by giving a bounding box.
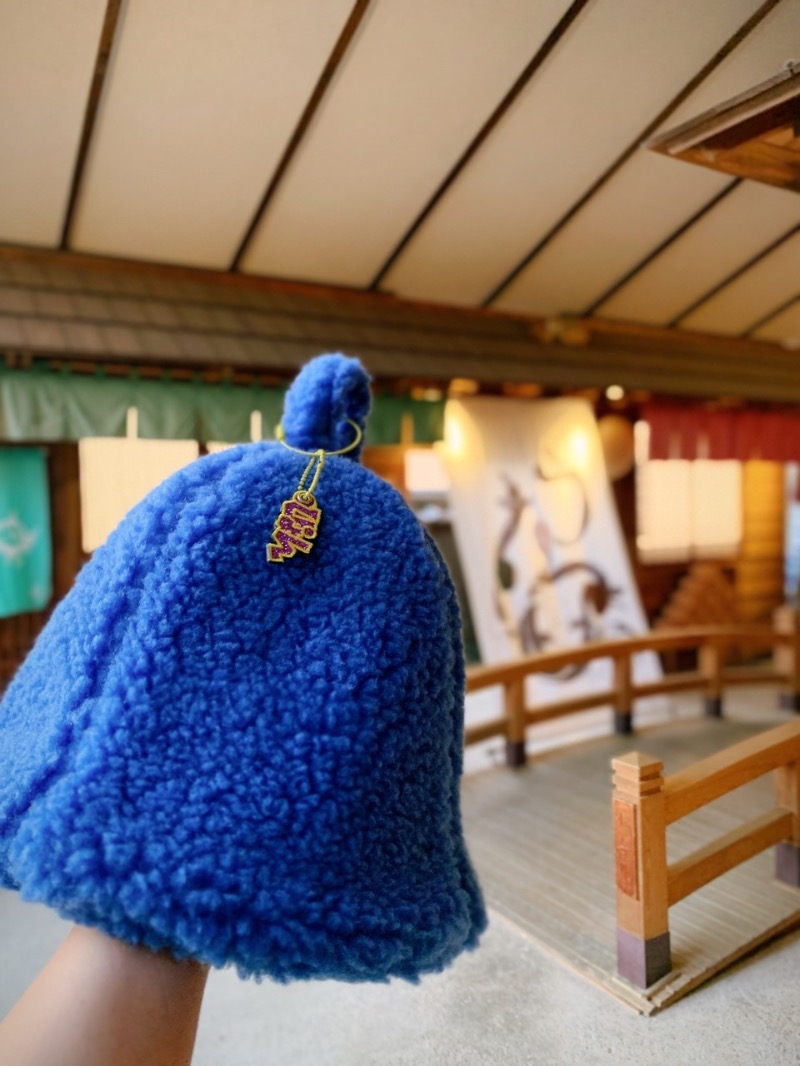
[281,353,370,459]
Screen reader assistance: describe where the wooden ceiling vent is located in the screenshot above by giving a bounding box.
[645,64,800,193]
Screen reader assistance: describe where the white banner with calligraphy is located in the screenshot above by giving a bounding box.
[442,397,663,760]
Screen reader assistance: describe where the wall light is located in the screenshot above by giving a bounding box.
[444,414,466,457]
[566,428,592,472]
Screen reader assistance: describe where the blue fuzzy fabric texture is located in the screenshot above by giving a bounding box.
[281,353,371,458]
[0,353,486,981]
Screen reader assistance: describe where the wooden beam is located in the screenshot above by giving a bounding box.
[2,245,800,402]
[645,65,800,194]
[664,720,800,824]
[525,690,617,724]
[464,717,507,746]
[369,0,593,290]
[612,752,671,987]
[632,673,705,698]
[230,0,373,270]
[485,0,784,307]
[61,0,125,248]
[667,807,794,905]
[645,65,800,157]
[465,626,782,693]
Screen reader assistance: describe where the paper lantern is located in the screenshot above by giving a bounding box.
[598,415,635,480]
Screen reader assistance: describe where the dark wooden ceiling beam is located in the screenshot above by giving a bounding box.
[60,0,125,249]
[229,0,373,271]
[481,0,783,308]
[1,244,798,404]
[584,180,739,315]
[367,0,593,291]
[744,293,800,337]
[671,223,800,327]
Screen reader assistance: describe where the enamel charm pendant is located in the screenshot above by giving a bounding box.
[267,490,321,563]
[266,421,362,566]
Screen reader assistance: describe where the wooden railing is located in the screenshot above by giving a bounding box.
[612,720,800,988]
[465,614,800,768]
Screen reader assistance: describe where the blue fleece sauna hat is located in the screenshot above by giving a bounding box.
[0,353,485,981]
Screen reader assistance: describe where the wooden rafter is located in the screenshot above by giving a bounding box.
[645,64,800,193]
[1,244,799,404]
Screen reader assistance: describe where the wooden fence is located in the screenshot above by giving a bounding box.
[465,614,800,768]
[612,720,800,988]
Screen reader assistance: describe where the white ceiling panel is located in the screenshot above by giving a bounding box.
[3,0,800,375]
[492,0,800,318]
[680,231,800,335]
[492,154,728,317]
[752,300,800,347]
[239,0,576,288]
[651,0,800,134]
[70,0,354,268]
[381,0,765,307]
[0,1,107,245]
[598,183,800,325]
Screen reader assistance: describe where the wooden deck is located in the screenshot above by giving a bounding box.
[460,695,800,1013]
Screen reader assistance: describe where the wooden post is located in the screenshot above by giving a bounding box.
[504,676,526,768]
[775,761,800,887]
[612,752,671,988]
[700,642,723,718]
[774,606,800,712]
[613,653,633,734]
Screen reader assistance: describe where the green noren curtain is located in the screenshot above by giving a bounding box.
[0,448,52,617]
[0,368,444,445]
[362,394,445,446]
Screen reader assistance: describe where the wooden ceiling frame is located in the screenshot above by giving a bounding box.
[482,0,782,309]
[1,245,799,404]
[229,0,372,271]
[745,291,800,337]
[584,180,739,316]
[367,0,593,291]
[671,221,799,327]
[645,64,800,193]
[60,0,124,250]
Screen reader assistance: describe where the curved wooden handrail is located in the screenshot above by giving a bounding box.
[663,718,800,824]
[464,620,800,765]
[466,625,784,692]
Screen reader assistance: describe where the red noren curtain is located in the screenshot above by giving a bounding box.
[644,405,800,463]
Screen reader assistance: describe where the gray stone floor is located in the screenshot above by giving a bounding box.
[1,891,799,1065]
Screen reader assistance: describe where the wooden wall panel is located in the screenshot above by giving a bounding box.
[48,442,87,601]
[0,443,86,689]
[736,460,785,623]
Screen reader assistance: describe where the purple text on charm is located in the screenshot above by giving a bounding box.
[267,493,322,562]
